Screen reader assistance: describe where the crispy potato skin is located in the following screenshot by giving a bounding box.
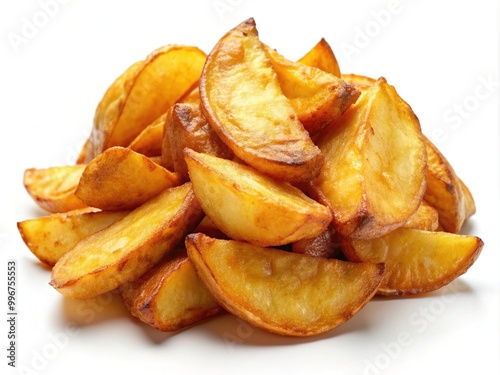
[266,46,360,135]
[184,148,332,247]
[23,165,87,213]
[298,38,341,77]
[199,18,324,183]
[18,209,128,267]
[402,200,439,231]
[76,146,181,211]
[17,17,484,339]
[312,78,427,240]
[50,183,203,299]
[163,103,233,181]
[84,45,206,162]
[341,228,483,296]
[187,233,385,337]
[120,250,221,331]
[127,112,166,157]
[424,136,470,233]
[291,226,340,258]
[341,73,376,92]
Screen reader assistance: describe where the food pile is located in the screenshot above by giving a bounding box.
[18,18,482,337]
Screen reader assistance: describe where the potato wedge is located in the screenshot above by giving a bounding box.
[164,103,233,181]
[120,249,222,332]
[184,148,332,247]
[50,182,204,299]
[460,178,476,221]
[186,233,385,337]
[312,78,427,240]
[424,136,471,233]
[402,200,439,231]
[199,18,323,183]
[179,86,200,105]
[291,226,339,258]
[128,112,166,157]
[341,73,376,92]
[83,45,206,162]
[193,215,229,240]
[298,38,341,77]
[266,45,359,135]
[24,165,87,213]
[341,228,483,296]
[76,146,181,211]
[18,209,129,267]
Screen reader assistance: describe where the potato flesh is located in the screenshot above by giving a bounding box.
[363,82,426,218]
[200,18,323,183]
[76,146,181,211]
[424,136,468,233]
[341,228,483,295]
[24,165,87,213]
[128,113,166,157]
[184,149,332,247]
[186,233,385,337]
[314,78,427,240]
[266,46,359,135]
[341,73,376,92]
[18,209,128,267]
[460,178,476,220]
[120,253,221,331]
[164,103,233,181]
[85,45,206,161]
[50,183,203,299]
[402,200,439,231]
[297,38,341,77]
[291,226,339,258]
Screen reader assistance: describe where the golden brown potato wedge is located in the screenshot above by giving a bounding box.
[127,112,166,157]
[24,165,87,213]
[291,226,339,258]
[18,209,129,267]
[192,215,229,240]
[83,45,206,162]
[402,200,439,231]
[163,103,233,181]
[460,178,476,221]
[312,78,427,240]
[266,45,359,135]
[184,149,332,247]
[186,233,385,337]
[50,182,204,299]
[341,228,483,296]
[424,136,471,233]
[297,38,341,77]
[76,146,181,211]
[199,18,323,183]
[178,86,200,105]
[341,73,376,92]
[120,249,222,332]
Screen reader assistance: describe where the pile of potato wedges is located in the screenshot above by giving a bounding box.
[18,18,482,337]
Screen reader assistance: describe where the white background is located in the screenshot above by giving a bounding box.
[1,1,499,374]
